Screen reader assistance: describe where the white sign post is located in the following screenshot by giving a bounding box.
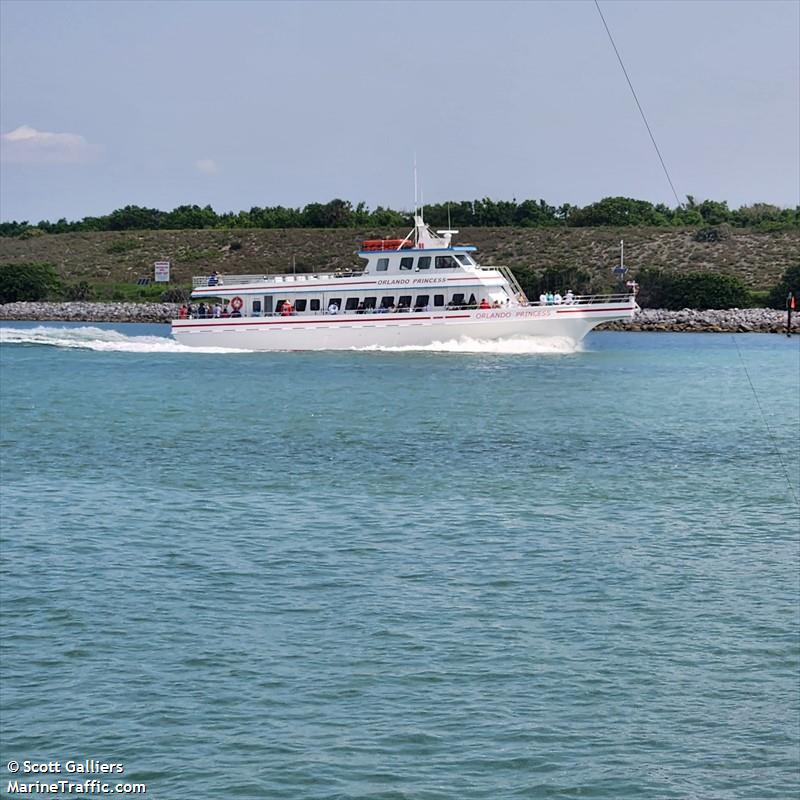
[154,261,170,283]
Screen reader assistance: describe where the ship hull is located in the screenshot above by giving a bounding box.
[171,302,636,351]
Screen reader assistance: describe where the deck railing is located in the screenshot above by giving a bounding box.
[192,271,364,288]
[180,294,635,319]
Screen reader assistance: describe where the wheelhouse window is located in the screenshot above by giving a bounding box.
[294,299,307,312]
[434,294,444,307]
[345,297,360,311]
[435,255,459,269]
[310,299,321,311]
[377,258,389,271]
[414,295,430,310]
[417,256,431,270]
[455,254,473,266]
[400,257,414,270]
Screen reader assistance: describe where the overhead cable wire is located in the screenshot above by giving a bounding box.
[732,335,799,508]
[594,0,683,208]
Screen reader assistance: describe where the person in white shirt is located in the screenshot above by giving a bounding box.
[564,290,575,305]
[327,302,339,315]
[554,292,563,305]
[539,293,547,305]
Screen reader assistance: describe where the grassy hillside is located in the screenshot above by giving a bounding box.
[0,226,796,291]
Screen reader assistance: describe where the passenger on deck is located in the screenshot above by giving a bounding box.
[221,304,230,318]
[178,304,188,319]
[554,292,563,305]
[539,292,547,305]
[356,302,366,314]
[198,302,207,318]
[207,271,219,286]
[281,301,294,316]
[565,290,575,304]
[327,301,339,315]
[546,292,555,305]
[213,303,222,318]
[491,300,501,308]
[479,298,491,309]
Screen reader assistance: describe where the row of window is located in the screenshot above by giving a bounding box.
[250,293,480,314]
[375,254,472,272]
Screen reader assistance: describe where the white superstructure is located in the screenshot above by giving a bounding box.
[171,215,638,350]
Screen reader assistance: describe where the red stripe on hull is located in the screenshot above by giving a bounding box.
[172,314,474,331]
[556,306,632,314]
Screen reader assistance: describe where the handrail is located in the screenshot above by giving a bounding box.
[179,294,635,320]
[497,266,527,303]
[192,271,365,288]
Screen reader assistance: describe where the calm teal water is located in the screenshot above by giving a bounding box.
[1,324,798,799]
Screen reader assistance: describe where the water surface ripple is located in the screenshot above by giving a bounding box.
[1,325,798,799]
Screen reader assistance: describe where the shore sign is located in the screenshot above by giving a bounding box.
[154,261,170,283]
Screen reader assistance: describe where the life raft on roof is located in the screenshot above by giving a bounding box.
[361,239,414,252]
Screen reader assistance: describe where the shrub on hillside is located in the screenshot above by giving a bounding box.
[632,268,674,308]
[668,273,750,309]
[766,264,800,310]
[634,269,750,309]
[694,224,732,242]
[64,281,94,301]
[161,287,190,303]
[18,227,45,240]
[0,262,61,303]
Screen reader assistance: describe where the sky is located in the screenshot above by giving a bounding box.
[0,0,798,223]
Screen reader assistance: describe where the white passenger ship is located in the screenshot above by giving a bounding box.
[171,215,638,350]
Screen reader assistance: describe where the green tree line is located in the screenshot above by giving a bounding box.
[2,196,797,237]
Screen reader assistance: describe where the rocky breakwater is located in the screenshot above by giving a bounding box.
[600,307,796,334]
[0,301,179,323]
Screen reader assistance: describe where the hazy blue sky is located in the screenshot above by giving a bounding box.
[1,0,798,222]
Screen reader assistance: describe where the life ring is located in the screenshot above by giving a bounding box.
[230,296,244,311]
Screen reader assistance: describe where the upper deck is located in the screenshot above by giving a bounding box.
[191,214,525,297]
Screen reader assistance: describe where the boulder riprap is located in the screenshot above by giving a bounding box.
[598,307,796,333]
[0,302,179,323]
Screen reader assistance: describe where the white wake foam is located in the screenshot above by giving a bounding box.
[1,327,582,356]
[0,326,252,354]
[354,335,582,354]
